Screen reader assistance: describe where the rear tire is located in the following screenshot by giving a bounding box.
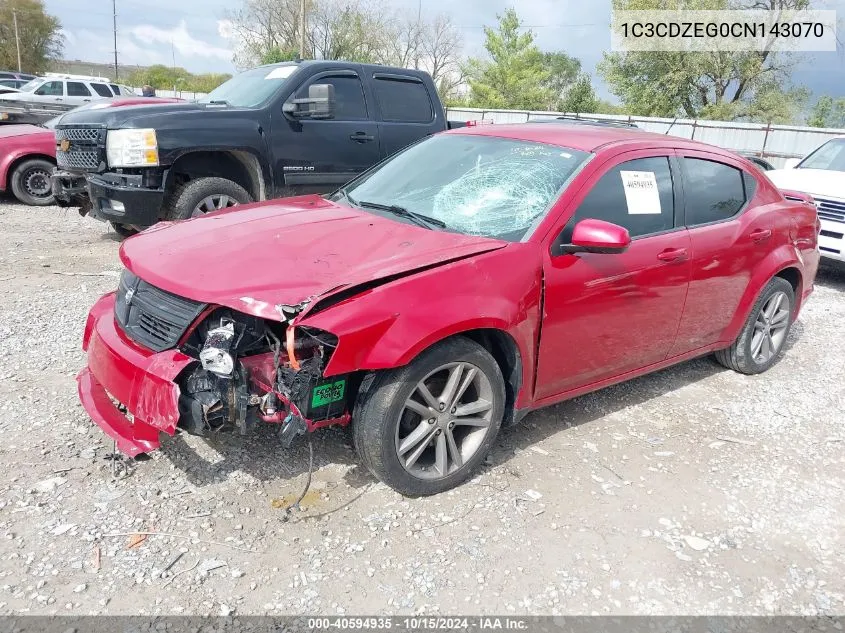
[714,277,794,375]
[353,337,506,496]
[165,177,251,221]
[10,159,55,206]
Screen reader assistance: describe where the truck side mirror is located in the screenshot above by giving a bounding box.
[282,83,335,120]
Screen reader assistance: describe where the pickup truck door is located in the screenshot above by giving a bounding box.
[273,69,381,195]
[368,72,441,157]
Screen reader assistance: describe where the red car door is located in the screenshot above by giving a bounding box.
[669,151,780,355]
[535,151,692,400]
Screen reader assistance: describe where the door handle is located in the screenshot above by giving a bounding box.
[349,132,374,143]
[750,228,772,242]
[657,247,688,262]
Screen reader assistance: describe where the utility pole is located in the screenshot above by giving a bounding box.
[12,10,22,72]
[299,0,306,59]
[112,0,119,80]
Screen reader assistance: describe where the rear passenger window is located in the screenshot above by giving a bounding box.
[563,157,675,241]
[67,82,91,97]
[373,77,433,123]
[682,158,746,225]
[91,83,113,97]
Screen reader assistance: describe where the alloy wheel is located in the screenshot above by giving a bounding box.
[191,194,239,217]
[395,361,495,480]
[751,291,790,364]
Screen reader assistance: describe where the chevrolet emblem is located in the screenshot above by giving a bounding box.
[59,139,70,152]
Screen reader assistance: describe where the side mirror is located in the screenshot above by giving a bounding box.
[282,83,335,119]
[559,218,631,255]
[783,158,801,169]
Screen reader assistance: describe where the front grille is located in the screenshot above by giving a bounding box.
[114,270,206,352]
[55,126,105,172]
[815,197,845,224]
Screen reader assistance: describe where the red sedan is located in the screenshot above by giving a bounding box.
[77,123,821,495]
[0,97,182,206]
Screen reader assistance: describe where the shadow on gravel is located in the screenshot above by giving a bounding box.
[816,264,845,291]
[157,420,374,490]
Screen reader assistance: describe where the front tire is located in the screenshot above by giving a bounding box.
[714,277,794,375]
[353,337,506,496]
[10,159,55,206]
[165,177,252,221]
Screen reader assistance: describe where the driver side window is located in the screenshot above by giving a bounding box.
[296,75,368,121]
[560,156,676,244]
[35,81,64,96]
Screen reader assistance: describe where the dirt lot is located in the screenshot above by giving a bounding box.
[0,201,843,617]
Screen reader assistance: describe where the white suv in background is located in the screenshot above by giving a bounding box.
[0,73,136,108]
[766,137,845,268]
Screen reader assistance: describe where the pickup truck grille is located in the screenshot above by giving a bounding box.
[114,270,206,352]
[815,197,845,224]
[55,126,105,172]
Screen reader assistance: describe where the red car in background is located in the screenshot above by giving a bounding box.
[77,122,821,496]
[0,97,182,206]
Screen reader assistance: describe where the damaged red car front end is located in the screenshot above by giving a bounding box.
[76,194,527,459]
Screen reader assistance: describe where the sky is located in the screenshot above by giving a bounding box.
[46,0,845,103]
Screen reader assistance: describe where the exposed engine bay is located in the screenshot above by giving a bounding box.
[176,308,353,447]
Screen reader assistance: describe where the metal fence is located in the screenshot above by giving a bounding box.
[446,107,845,168]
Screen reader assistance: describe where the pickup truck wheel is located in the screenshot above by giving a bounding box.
[714,277,794,375]
[353,337,505,496]
[10,159,55,206]
[166,177,252,221]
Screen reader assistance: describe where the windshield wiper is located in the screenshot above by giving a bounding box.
[349,195,447,230]
[206,99,230,105]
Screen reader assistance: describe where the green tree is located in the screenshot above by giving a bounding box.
[463,9,552,110]
[807,95,845,128]
[0,0,62,74]
[186,73,232,93]
[541,51,581,110]
[260,45,300,64]
[600,0,810,121]
[127,64,192,90]
[560,74,601,113]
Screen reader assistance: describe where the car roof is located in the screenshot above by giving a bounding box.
[447,122,729,154]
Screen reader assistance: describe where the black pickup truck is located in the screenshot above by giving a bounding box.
[51,60,468,236]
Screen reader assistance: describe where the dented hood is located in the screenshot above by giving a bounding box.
[120,196,507,320]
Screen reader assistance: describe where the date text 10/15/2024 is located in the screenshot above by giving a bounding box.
[305,617,529,630]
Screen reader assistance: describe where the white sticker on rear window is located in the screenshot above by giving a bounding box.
[265,66,297,80]
[620,170,661,215]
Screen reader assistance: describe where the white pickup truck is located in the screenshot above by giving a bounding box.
[766,137,845,268]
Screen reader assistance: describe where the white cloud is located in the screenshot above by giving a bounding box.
[128,21,232,63]
[217,19,235,40]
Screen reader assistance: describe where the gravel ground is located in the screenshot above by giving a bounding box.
[0,200,843,617]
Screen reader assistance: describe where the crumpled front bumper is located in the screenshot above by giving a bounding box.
[77,292,194,456]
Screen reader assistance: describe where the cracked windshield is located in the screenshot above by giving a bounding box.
[335,134,589,241]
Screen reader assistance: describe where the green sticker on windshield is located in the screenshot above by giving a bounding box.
[311,380,346,408]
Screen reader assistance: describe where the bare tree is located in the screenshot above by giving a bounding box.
[225,0,463,91]
[421,14,463,98]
